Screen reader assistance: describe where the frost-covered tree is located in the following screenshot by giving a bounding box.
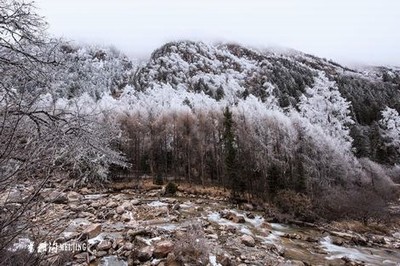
[379,106,400,153]
[49,43,135,100]
[298,72,354,152]
[0,1,127,254]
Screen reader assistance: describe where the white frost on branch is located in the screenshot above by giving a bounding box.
[380,106,400,153]
[298,72,354,152]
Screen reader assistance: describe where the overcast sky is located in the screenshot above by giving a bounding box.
[35,0,399,66]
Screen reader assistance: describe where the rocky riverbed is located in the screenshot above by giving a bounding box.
[2,179,400,265]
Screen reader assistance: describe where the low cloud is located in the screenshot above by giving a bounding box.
[36,0,400,65]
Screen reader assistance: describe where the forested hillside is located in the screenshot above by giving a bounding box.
[2,0,400,223]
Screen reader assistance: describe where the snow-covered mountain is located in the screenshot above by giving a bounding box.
[129,41,399,163]
[44,40,400,165]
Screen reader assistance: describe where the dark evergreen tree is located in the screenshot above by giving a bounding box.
[223,107,242,198]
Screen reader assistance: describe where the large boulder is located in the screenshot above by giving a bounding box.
[81,223,102,239]
[138,246,154,262]
[97,240,112,251]
[241,235,255,247]
[153,240,174,258]
[225,212,245,223]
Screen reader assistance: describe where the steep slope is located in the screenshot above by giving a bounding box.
[135,41,400,117]
[42,40,400,164]
[130,41,400,164]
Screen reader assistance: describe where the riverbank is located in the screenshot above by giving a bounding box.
[2,178,400,265]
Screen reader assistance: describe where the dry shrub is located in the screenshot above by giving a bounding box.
[332,220,391,235]
[0,250,40,266]
[386,164,400,184]
[164,182,178,196]
[173,223,209,265]
[359,158,398,201]
[274,190,315,221]
[316,187,390,224]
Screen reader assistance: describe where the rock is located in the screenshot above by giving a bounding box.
[165,252,181,266]
[276,245,286,256]
[124,250,132,258]
[332,237,344,246]
[218,254,233,266]
[207,234,219,240]
[241,235,256,247]
[234,216,246,224]
[79,211,94,218]
[289,260,305,266]
[112,240,118,250]
[127,229,151,239]
[67,191,83,202]
[100,255,127,266]
[351,235,368,246]
[241,203,254,211]
[138,246,154,262]
[47,191,68,204]
[393,232,400,239]
[80,187,91,194]
[97,240,112,251]
[259,222,271,230]
[131,199,141,205]
[226,225,237,234]
[121,212,131,222]
[225,212,245,223]
[371,236,386,245]
[246,213,255,219]
[107,201,118,208]
[341,256,352,263]
[91,201,102,208]
[283,248,311,263]
[155,206,170,217]
[82,223,101,239]
[153,260,164,266]
[304,236,318,243]
[121,201,133,211]
[69,203,87,212]
[97,251,108,257]
[290,234,301,240]
[127,257,136,266]
[124,242,134,251]
[153,240,174,258]
[1,188,26,204]
[116,206,125,215]
[74,252,89,261]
